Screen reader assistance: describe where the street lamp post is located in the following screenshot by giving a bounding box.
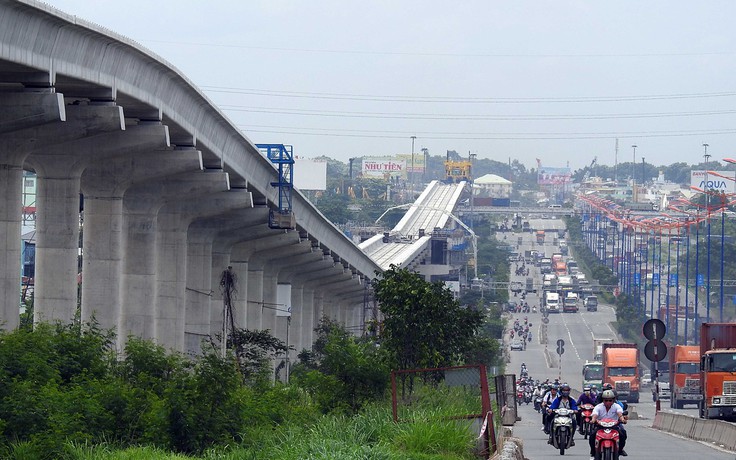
[410,135,417,197]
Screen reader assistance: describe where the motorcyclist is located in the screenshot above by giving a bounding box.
[589,389,628,459]
[541,385,558,433]
[547,383,578,445]
[576,386,597,431]
[595,383,618,405]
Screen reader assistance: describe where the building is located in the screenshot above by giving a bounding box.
[473,174,512,198]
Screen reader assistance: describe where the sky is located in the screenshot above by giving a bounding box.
[41,0,736,171]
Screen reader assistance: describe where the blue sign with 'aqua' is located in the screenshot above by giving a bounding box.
[652,273,660,284]
[697,274,705,287]
[633,273,641,286]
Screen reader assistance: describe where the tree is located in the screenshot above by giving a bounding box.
[291,318,388,413]
[373,266,484,371]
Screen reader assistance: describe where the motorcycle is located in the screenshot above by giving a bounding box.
[534,396,543,412]
[524,390,533,405]
[579,403,595,439]
[532,306,537,313]
[516,390,525,405]
[549,408,575,455]
[593,418,621,460]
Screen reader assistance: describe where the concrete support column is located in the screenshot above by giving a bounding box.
[120,211,157,341]
[227,260,249,330]
[0,163,23,329]
[261,271,278,334]
[80,193,123,330]
[185,235,213,354]
[290,286,304,352]
[0,92,65,329]
[34,171,80,323]
[81,148,199,336]
[246,269,264,331]
[301,289,315,349]
[313,293,324,326]
[155,214,189,352]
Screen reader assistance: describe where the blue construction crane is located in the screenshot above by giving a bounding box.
[256,143,296,229]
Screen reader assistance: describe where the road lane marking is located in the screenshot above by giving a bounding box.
[560,313,581,359]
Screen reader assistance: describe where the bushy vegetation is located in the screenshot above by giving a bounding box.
[1,277,494,459]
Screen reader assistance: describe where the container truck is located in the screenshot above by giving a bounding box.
[582,361,603,389]
[544,291,560,313]
[593,338,614,361]
[699,323,736,419]
[540,258,552,274]
[563,292,579,313]
[536,230,545,244]
[602,343,640,403]
[669,345,702,409]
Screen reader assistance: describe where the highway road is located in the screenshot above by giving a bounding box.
[498,219,733,459]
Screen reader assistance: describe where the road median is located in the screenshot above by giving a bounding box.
[652,411,736,451]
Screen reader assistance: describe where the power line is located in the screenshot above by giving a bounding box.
[221,105,736,121]
[202,86,736,104]
[146,39,736,59]
[241,124,736,137]
[240,127,736,141]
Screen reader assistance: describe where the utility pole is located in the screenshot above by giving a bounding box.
[615,138,619,183]
[632,144,637,201]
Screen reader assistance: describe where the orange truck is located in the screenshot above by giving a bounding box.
[668,345,702,409]
[602,343,640,403]
[536,230,545,244]
[699,323,736,419]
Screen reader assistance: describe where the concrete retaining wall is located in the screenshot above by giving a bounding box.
[652,411,736,451]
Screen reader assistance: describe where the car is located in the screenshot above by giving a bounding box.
[506,301,518,312]
[641,371,652,386]
[510,339,524,351]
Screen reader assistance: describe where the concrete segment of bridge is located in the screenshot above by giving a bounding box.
[0,92,65,328]
[230,231,302,333]
[0,101,129,327]
[0,92,66,135]
[120,170,230,348]
[80,147,205,334]
[209,218,286,334]
[29,114,174,324]
[155,188,252,352]
[249,240,315,344]
[186,208,283,355]
[277,252,338,351]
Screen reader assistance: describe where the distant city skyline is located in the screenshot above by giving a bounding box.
[45,1,736,170]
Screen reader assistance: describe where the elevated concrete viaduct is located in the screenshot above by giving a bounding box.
[0,0,381,355]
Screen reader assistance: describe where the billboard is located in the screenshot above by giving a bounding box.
[294,158,327,191]
[691,170,736,194]
[538,166,572,185]
[362,157,406,179]
[396,153,426,174]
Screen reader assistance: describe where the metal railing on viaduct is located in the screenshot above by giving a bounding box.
[0,0,380,355]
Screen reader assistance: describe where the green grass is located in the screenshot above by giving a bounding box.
[17,404,480,460]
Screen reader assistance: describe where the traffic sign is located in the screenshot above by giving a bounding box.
[556,339,565,347]
[645,340,668,362]
[542,317,550,324]
[643,319,666,341]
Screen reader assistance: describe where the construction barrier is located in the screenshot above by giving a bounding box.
[652,411,736,451]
